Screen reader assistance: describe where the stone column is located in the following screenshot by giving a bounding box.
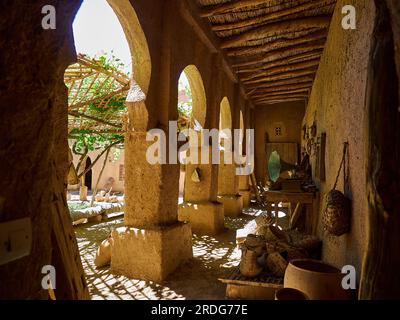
[218,150,243,217]
[178,133,224,235]
[239,174,251,208]
[110,113,192,283]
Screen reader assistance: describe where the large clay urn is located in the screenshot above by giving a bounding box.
[275,288,309,300]
[284,259,352,300]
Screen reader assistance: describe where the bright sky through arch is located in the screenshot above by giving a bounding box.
[72,0,132,74]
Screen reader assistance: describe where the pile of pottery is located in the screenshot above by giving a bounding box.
[239,227,321,278]
[94,190,119,203]
[239,227,354,300]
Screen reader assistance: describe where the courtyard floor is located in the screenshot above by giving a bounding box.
[74,206,286,300]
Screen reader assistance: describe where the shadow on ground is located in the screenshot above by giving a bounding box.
[74,206,273,300]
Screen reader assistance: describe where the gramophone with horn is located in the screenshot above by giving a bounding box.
[267,151,303,192]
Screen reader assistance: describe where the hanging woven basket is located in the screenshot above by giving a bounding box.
[322,143,351,236]
[323,189,351,236]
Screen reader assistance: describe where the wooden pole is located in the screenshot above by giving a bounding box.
[90,147,111,207]
[77,139,123,179]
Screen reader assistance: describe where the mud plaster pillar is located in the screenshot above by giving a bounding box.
[218,84,243,217]
[178,133,225,235]
[239,174,251,208]
[218,151,243,217]
[238,104,251,208]
[111,128,193,282]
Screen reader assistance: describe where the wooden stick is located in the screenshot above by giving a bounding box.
[77,139,124,179]
[90,147,111,207]
[290,203,303,229]
[68,111,123,129]
[69,85,128,110]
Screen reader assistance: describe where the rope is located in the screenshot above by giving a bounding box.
[333,142,349,190]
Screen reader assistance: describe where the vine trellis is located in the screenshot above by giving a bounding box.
[65,53,132,134]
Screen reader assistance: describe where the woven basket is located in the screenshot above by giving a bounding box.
[323,189,351,236]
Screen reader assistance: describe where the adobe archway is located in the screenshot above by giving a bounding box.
[183,65,207,128]
[107,1,192,282]
[238,110,251,208]
[218,97,243,217]
[177,66,224,235]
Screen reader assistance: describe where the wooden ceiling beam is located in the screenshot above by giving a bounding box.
[254,88,310,97]
[256,97,306,105]
[212,0,335,32]
[253,93,309,102]
[180,0,251,99]
[252,88,310,99]
[245,76,314,90]
[244,68,318,85]
[236,50,323,73]
[200,0,270,18]
[221,16,331,49]
[250,82,313,95]
[232,41,325,68]
[240,59,320,82]
[227,30,328,57]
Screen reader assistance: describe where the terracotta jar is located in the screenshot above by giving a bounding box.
[284,259,352,300]
[240,248,263,278]
[275,288,309,300]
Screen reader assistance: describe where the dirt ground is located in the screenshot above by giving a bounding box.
[74,206,286,300]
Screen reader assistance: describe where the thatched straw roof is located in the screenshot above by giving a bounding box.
[195,0,336,106]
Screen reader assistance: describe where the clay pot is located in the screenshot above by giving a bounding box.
[284,259,352,300]
[240,248,263,278]
[275,288,309,300]
[94,237,114,268]
[244,234,266,256]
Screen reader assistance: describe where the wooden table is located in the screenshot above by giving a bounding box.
[219,268,283,300]
[263,190,319,234]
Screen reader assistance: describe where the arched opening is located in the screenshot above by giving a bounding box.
[219,97,232,149]
[84,157,93,191]
[66,0,133,202]
[63,0,151,297]
[219,97,232,131]
[177,66,207,203]
[218,97,243,217]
